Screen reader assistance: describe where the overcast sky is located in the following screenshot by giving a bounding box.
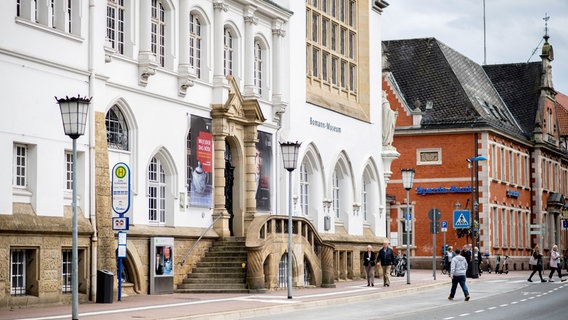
[381,0,568,95]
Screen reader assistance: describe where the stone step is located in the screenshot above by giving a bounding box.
[177,283,247,290]
[205,251,247,257]
[187,272,245,279]
[197,261,246,268]
[191,266,246,273]
[175,288,249,294]
[181,277,245,284]
[198,256,247,263]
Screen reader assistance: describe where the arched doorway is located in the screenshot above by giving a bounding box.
[225,142,235,236]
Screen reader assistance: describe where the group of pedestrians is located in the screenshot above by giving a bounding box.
[363,241,396,287]
[527,244,566,283]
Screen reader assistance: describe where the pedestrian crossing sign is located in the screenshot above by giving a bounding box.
[453,210,471,229]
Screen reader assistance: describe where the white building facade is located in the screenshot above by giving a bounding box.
[0,0,389,307]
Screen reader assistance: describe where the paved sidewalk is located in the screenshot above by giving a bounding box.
[1,269,528,320]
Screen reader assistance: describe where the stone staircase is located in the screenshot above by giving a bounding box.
[176,237,249,293]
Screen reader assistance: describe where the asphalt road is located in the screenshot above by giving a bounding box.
[244,277,568,320]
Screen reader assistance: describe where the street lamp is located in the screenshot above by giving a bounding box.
[468,155,486,279]
[280,141,301,299]
[56,95,91,320]
[401,168,415,285]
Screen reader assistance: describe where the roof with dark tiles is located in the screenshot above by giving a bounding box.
[383,38,526,138]
[482,62,542,138]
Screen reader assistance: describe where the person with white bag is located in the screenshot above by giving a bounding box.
[548,245,566,282]
[528,245,546,283]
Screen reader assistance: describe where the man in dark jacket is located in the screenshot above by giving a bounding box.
[377,240,395,287]
[363,245,377,286]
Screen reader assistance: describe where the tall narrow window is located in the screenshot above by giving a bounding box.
[492,207,499,246]
[65,152,73,190]
[312,13,319,42]
[312,48,319,78]
[106,106,129,151]
[254,41,263,94]
[107,0,125,54]
[62,249,72,293]
[362,180,368,221]
[332,170,340,218]
[10,249,26,296]
[148,157,166,223]
[223,28,234,76]
[67,0,72,33]
[300,163,309,215]
[189,13,202,77]
[13,144,27,188]
[501,208,507,248]
[151,0,166,67]
[322,52,329,81]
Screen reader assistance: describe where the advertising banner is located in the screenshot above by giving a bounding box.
[189,115,213,207]
[256,131,272,211]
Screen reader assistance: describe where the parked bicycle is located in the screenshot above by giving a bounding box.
[390,252,407,277]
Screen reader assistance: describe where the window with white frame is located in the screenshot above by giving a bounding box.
[516,153,521,185]
[189,12,202,78]
[500,147,505,181]
[509,210,515,248]
[417,148,441,165]
[13,144,27,188]
[542,160,548,190]
[223,27,234,76]
[148,157,166,223]
[508,150,513,183]
[517,211,523,248]
[16,0,81,35]
[525,212,531,249]
[299,163,309,215]
[492,207,499,247]
[253,40,263,95]
[501,208,507,247]
[151,0,166,67]
[491,144,496,179]
[524,155,529,186]
[62,249,72,293]
[106,0,126,55]
[332,169,339,218]
[106,105,129,151]
[362,179,368,221]
[65,151,73,190]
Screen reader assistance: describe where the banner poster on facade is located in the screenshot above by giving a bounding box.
[256,131,272,211]
[189,115,213,207]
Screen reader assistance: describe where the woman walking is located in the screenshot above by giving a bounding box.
[363,245,376,286]
[528,245,546,283]
[548,245,566,282]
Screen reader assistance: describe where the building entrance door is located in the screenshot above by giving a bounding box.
[225,142,235,236]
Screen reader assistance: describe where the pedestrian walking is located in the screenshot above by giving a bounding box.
[377,240,396,287]
[548,245,566,282]
[444,246,454,273]
[528,245,547,283]
[448,248,470,301]
[363,245,376,287]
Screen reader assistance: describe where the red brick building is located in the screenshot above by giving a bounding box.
[383,35,567,270]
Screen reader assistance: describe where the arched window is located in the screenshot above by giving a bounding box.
[300,163,309,215]
[105,106,129,151]
[148,156,166,223]
[254,40,263,94]
[332,169,340,218]
[224,27,234,76]
[151,0,166,67]
[278,254,288,288]
[189,12,202,78]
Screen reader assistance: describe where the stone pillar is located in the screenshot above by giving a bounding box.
[243,5,257,96]
[244,125,258,232]
[271,19,285,103]
[246,247,267,292]
[320,245,336,288]
[212,116,230,238]
[94,113,115,273]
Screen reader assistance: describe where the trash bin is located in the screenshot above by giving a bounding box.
[96,269,114,303]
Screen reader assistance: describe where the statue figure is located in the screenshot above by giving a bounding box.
[382,91,398,147]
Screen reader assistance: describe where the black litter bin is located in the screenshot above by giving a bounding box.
[96,269,114,303]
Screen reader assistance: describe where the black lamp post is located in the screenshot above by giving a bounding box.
[56,95,91,320]
[401,168,415,285]
[280,141,301,299]
[468,155,486,279]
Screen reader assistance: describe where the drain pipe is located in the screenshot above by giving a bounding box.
[88,0,98,301]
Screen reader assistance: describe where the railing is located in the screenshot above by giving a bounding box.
[179,214,222,266]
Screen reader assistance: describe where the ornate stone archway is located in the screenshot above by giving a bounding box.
[211,76,265,238]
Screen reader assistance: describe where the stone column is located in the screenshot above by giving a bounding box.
[320,245,336,288]
[243,5,257,96]
[212,116,230,238]
[244,125,258,232]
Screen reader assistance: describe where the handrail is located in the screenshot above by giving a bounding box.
[179,214,222,266]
